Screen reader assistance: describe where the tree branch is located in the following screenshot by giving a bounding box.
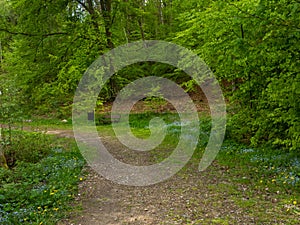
[0,28,68,37]
[75,0,92,14]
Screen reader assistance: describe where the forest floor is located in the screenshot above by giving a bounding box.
[50,129,298,225]
[40,125,298,224]
[15,89,298,225]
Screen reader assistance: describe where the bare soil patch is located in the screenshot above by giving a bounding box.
[97,87,210,114]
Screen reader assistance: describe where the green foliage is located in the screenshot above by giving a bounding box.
[0,0,195,116]
[2,131,53,167]
[174,0,300,151]
[0,136,85,225]
[0,78,24,124]
[1,0,105,116]
[0,0,298,151]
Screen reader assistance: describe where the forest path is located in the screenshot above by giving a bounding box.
[50,129,295,225]
[1,118,296,224]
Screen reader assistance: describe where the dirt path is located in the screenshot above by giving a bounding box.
[2,91,296,224]
[48,130,297,225]
[1,119,297,224]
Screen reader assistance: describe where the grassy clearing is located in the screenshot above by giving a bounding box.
[2,112,299,224]
[0,131,85,225]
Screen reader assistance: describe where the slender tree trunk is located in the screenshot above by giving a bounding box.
[138,0,146,40]
[241,23,252,109]
[0,40,3,64]
[157,0,164,25]
[0,127,8,169]
[100,0,114,49]
[138,19,145,41]
[123,0,132,42]
[98,0,117,98]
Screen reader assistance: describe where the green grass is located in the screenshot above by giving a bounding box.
[95,112,300,221]
[96,112,299,189]
[218,140,300,190]
[3,112,299,224]
[0,131,85,225]
[216,140,300,215]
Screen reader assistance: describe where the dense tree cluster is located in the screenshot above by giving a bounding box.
[0,0,299,151]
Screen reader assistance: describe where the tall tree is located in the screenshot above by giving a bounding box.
[174,0,300,151]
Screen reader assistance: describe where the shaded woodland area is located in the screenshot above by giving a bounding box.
[0,0,299,150]
[0,1,299,224]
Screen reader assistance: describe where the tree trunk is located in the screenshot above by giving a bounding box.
[0,127,8,169]
[100,0,114,49]
[157,0,164,25]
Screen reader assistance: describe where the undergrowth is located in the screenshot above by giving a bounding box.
[0,131,85,225]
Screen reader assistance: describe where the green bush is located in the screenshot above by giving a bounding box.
[2,131,53,167]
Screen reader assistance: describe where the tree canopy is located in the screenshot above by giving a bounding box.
[0,0,299,151]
